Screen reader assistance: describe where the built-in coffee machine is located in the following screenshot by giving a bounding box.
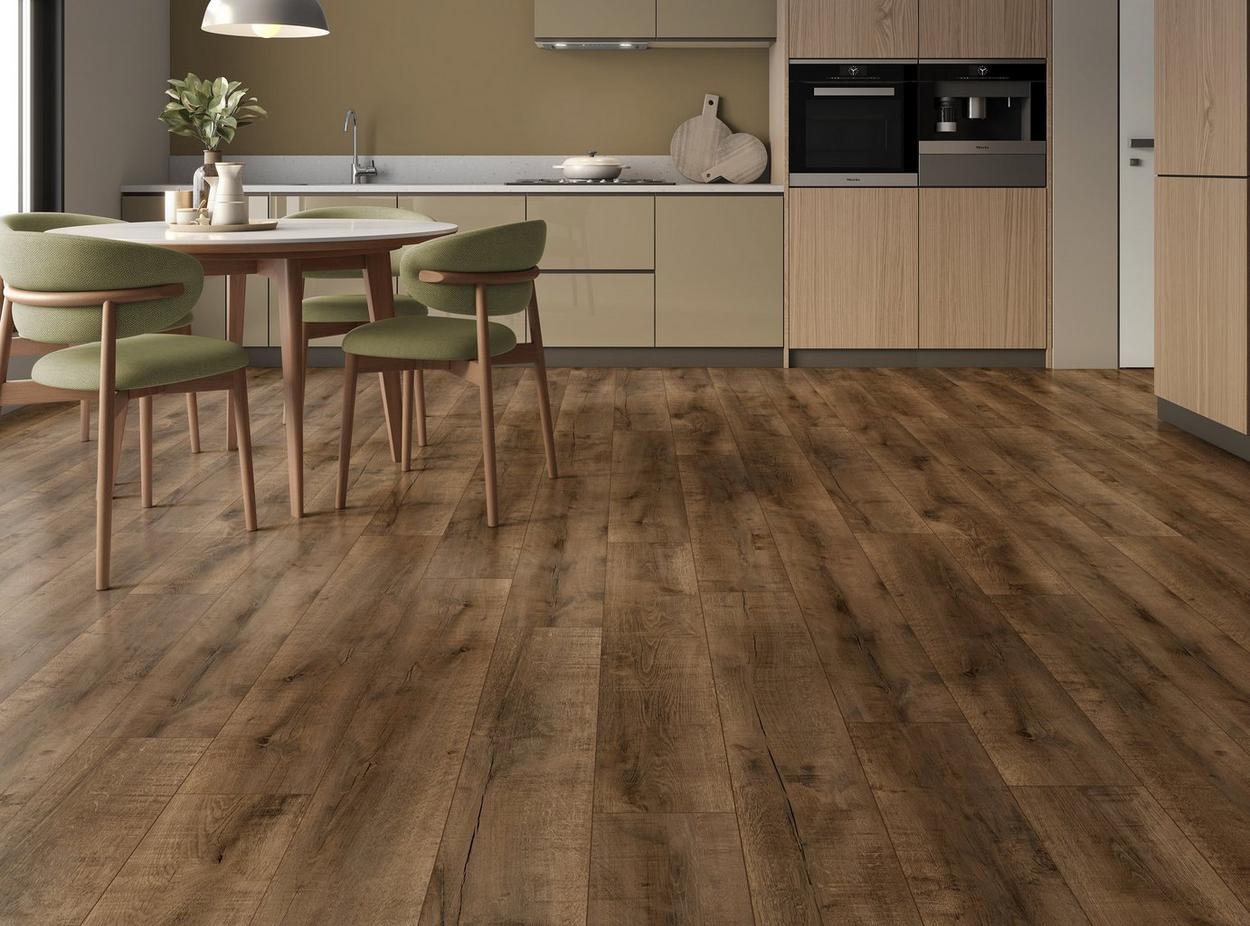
[917,61,1047,187]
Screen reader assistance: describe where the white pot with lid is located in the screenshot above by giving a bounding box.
[553,151,631,181]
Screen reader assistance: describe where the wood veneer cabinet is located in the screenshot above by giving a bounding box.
[656,196,783,347]
[789,188,919,349]
[789,0,918,59]
[1156,177,1249,432]
[1156,0,1248,178]
[919,188,1046,349]
[918,0,1047,58]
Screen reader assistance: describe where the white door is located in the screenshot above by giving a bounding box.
[1119,0,1155,368]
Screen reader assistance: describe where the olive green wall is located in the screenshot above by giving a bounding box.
[169,0,770,155]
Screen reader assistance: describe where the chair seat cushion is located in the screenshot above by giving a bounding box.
[303,293,427,324]
[32,334,249,392]
[342,315,517,362]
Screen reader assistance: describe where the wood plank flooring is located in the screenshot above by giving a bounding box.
[3,366,1250,924]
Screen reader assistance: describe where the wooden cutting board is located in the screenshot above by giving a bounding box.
[671,94,731,183]
[703,133,768,184]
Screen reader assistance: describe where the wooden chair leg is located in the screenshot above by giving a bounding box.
[186,393,202,454]
[139,396,154,509]
[475,286,499,528]
[80,401,91,442]
[111,399,128,498]
[415,369,428,448]
[96,302,119,591]
[229,372,258,532]
[336,353,359,510]
[401,370,414,473]
[527,292,558,479]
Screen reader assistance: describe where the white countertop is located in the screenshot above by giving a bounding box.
[48,218,459,247]
[122,182,783,195]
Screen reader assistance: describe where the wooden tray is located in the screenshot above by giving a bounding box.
[167,220,279,234]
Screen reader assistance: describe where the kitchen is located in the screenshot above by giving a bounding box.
[3,1,1250,924]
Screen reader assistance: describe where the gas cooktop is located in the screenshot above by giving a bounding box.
[508,178,677,186]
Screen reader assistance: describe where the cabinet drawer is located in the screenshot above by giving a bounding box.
[656,196,782,347]
[536,274,655,347]
[398,195,526,231]
[526,195,655,271]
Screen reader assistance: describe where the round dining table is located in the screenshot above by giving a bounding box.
[49,218,459,518]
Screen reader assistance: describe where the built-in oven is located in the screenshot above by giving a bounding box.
[789,61,918,187]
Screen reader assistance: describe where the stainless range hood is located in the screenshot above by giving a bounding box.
[537,40,651,50]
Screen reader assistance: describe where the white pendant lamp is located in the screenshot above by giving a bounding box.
[201,0,330,38]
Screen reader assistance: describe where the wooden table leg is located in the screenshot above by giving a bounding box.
[276,260,306,518]
[225,273,246,451]
[363,251,403,463]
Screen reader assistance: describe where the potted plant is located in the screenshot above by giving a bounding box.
[159,73,268,211]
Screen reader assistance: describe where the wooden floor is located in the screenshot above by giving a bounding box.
[3,365,1250,924]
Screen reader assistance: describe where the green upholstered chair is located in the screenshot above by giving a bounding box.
[335,220,558,527]
[0,230,258,590]
[285,205,434,431]
[0,213,203,451]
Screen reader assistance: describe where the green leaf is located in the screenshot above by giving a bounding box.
[160,71,266,149]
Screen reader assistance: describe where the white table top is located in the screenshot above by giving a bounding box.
[47,218,459,247]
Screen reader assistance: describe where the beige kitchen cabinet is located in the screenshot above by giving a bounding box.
[120,193,270,347]
[789,188,919,349]
[919,188,1046,349]
[1156,177,1249,432]
[659,0,776,39]
[789,0,918,58]
[656,196,783,348]
[400,195,528,341]
[535,0,655,38]
[918,0,1047,58]
[526,195,654,271]
[536,274,655,347]
[1156,0,1247,178]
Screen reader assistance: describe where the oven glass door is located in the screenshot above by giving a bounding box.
[794,87,910,174]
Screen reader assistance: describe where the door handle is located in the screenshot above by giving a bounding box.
[814,87,896,97]
[1129,138,1155,149]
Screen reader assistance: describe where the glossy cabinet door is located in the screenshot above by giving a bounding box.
[659,0,776,39]
[535,0,655,37]
[789,0,918,58]
[1156,177,1249,432]
[536,274,655,347]
[526,195,654,271]
[918,0,1047,58]
[1156,0,1247,178]
[789,188,919,349]
[656,196,783,348]
[919,188,1046,349]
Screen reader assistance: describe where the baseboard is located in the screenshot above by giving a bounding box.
[1158,399,1250,462]
[246,346,786,369]
[788,349,1047,369]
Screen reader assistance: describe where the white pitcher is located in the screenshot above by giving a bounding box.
[212,162,248,226]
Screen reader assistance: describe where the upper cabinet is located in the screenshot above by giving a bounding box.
[660,0,777,38]
[1156,0,1247,177]
[789,0,918,59]
[535,0,655,40]
[535,0,775,43]
[918,0,1047,58]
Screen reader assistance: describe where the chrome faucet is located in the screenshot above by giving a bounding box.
[343,109,378,184]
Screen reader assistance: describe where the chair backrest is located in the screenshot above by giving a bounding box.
[0,212,125,234]
[287,205,434,279]
[401,220,547,317]
[0,228,203,344]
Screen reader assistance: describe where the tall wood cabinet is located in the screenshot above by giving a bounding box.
[789,188,918,349]
[918,0,1047,58]
[789,0,918,58]
[1156,0,1248,178]
[919,188,1047,349]
[1156,178,1249,432]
